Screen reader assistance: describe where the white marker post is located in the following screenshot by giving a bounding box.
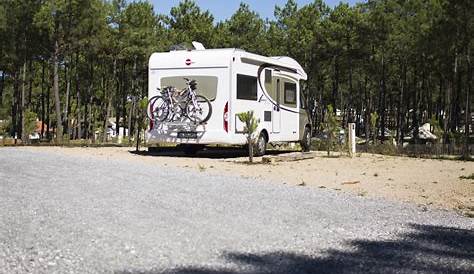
[348,123,356,157]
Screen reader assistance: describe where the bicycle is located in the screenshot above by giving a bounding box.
[147,78,212,124]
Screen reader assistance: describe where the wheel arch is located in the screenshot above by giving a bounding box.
[259,128,269,142]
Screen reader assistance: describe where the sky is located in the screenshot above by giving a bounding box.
[150,0,360,22]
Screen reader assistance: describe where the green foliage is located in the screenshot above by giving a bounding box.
[216,3,265,54]
[429,116,443,142]
[237,111,259,138]
[367,142,398,156]
[237,111,259,162]
[0,0,471,154]
[23,110,37,138]
[0,117,11,137]
[324,105,339,156]
[370,112,379,143]
[165,0,215,47]
[459,173,474,180]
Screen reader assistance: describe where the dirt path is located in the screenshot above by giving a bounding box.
[24,146,474,215]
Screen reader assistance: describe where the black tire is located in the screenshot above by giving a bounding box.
[147,95,169,122]
[300,127,311,152]
[181,144,202,155]
[147,146,161,153]
[186,95,212,124]
[254,132,267,157]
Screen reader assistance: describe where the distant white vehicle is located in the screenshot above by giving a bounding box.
[147,44,311,155]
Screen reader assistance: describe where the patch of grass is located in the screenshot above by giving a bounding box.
[197,164,206,172]
[459,173,474,180]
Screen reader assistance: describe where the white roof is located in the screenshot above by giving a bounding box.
[149,48,307,80]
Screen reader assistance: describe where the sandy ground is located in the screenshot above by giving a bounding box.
[20,146,474,216]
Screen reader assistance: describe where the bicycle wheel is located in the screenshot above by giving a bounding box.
[147,95,169,122]
[185,95,212,124]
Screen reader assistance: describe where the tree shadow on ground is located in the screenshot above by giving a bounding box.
[129,146,297,159]
[116,224,474,274]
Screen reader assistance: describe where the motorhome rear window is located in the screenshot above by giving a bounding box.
[161,76,218,101]
[237,74,257,101]
[284,82,297,105]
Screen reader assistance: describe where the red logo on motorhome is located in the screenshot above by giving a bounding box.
[185,59,192,66]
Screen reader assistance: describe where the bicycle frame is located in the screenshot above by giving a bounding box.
[160,79,199,121]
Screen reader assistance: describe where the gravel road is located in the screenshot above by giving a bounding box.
[0,147,472,274]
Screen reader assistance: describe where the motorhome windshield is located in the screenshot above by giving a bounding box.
[161,76,218,101]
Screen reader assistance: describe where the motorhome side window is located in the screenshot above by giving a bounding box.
[265,69,272,84]
[284,82,297,105]
[237,74,257,101]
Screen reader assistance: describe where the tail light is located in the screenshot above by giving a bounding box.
[223,102,229,133]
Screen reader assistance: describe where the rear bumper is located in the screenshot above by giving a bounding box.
[146,128,245,145]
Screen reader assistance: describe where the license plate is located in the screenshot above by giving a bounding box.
[177,131,198,139]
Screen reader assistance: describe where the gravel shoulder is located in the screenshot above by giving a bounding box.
[0,147,473,273]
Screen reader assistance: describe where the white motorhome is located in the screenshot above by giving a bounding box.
[147,45,311,155]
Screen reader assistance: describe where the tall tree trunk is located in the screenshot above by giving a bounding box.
[0,70,4,105]
[75,52,81,139]
[115,60,121,137]
[128,98,135,144]
[332,56,338,113]
[53,40,63,144]
[102,71,111,143]
[21,61,27,143]
[28,60,33,105]
[12,71,19,142]
[41,61,45,138]
[413,69,419,145]
[135,118,141,152]
[65,79,71,139]
[128,58,137,144]
[464,53,471,159]
[364,75,370,148]
[46,84,51,140]
[379,53,386,143]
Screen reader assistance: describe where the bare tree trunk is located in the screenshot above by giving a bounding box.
[12,71,19,142]
[102,73,111,143]
[128,58,137,145]
[0,70,4,105]
[46,84,51,140]
[21,61,27,143]
[464,53,472,159]
[135,118,140,152]
[64,68,70,140]
[364,75,370,148]
[379,53,386,143]
[128,97,135,145]
[332,56,338,114]
[53,41,63,144]
[28,60,33,105]
[75,52,81,139]
[40,62,45,138]
[248,136,254,162]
